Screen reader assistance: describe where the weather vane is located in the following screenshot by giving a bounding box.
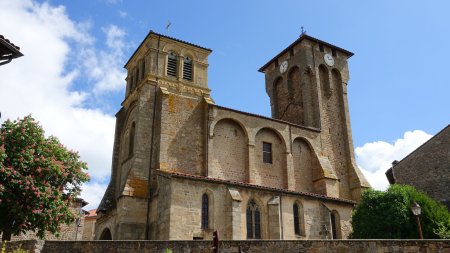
[301,26,306,36]
[165,20,172,34]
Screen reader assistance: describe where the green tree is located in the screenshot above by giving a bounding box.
[0,116,89,241]
[350,184,450,239]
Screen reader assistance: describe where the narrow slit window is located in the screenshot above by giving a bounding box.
[183,56,193,81]
[129,122,136,157]
[141,59,145,80]
[201,193,209,229]
[263,142,272,164]
[167,52,178,77]
[246,199,261,239]
[293,203,300,235]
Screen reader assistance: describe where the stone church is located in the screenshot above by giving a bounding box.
[95,31,370,240]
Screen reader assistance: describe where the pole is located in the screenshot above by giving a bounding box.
[416,215,423,239]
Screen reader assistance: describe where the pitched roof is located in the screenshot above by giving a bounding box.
[124,30,212,68]
[0,35,23,59]
[258,33,353,73]
[159,170,356,205]
[389,124,450,170]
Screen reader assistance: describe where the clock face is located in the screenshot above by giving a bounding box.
[279,60,288,74]
[324,54,334,66]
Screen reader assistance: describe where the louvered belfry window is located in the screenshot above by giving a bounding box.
[167,52,177,77]
[183,56,193,81]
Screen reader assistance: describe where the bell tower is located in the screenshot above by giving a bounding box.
[259,33,370,200]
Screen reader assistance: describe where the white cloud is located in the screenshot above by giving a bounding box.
[79,25,127,94]
[0,0,126,209]
[118,10,127,19]
[81,182,108,210]
[356,130,432,191]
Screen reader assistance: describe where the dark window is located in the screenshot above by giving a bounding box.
[183,56,193,81]
[319,44,324,52]
[201,193,209,229]
[129,122,135,157]
[293,203,300,235]
[331,212,337,239]
[133,68,137,89]
[167,52,177,77]
[136,67,140,84]
[263,142,272,164]
[332,49,336,57]
[289,48,294,56]
[140,59,145,80]
[246,199,261,239]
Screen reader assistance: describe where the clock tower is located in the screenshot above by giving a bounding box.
[259,33,369,200]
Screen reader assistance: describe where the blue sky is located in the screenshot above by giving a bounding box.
[1,0,448,209]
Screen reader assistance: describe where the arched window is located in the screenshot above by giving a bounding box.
[273,77,283,118]
[319,65,331,98]
[330,210,341,239]
[128,122,135,157]
[293,203,301,236]
[167,52,177,77]
[201,193,209,229]
[246,199,261,239]
[183,56,193,81]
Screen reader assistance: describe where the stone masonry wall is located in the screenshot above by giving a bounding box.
[392,125,450,208]
[4,240,449,253]
[164,176,353,240]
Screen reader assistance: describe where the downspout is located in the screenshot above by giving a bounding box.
[145,34,161,240]
[279,194,284,239]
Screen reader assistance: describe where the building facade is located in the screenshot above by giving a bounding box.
[95,31,370,240]
[386,125,450,210]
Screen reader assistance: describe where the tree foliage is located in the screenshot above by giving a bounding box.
[350,184,450,239]
[0,116,89,240]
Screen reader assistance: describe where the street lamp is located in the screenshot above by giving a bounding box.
[410,202,423,239]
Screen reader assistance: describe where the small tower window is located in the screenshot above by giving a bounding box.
[201,193,209,229]
[183,56,193,81]
[319,44,324,52]
[167,52,178,77]
[140,59,145,80]
[262,142,272,164]
[332,49,336,57]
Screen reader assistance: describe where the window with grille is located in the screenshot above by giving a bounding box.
[262,142,272,164]
[183,56,193,81]
[167,52,177,77]
[246,199,261,239]
[201,193,209,229]
[293,203,301,235]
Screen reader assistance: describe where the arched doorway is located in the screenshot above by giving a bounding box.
[99,228,112,240]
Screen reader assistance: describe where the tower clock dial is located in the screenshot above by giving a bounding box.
[279,60,288,74]
[324,53,334,66]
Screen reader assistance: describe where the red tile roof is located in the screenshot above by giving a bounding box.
[158,170,356,205]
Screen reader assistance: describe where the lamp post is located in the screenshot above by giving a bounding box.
[410,202,423,239]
